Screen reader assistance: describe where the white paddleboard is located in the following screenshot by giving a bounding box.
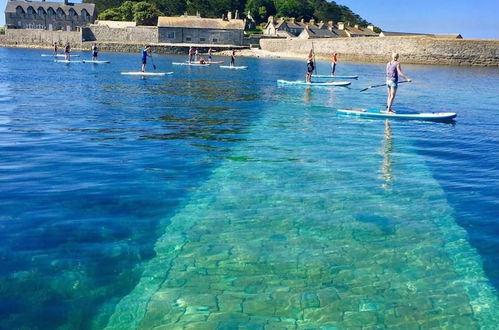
[187,60,224,64]
[172,62,210,66]
[54,60,83,63]
[43,54,80,57]
[312,74,358,79]
[82,60,110,64]
[277,80,351,86]
[121,71,173,76]
[220,65,248,70]
[336,108,457,121]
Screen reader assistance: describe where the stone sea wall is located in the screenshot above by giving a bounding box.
[82,25,158,44]
[1,29,83,47]
[260,37,499,66]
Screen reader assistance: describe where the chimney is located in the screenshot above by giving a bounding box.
[279,17,284,23]
[300,18,304,24]
[268,16,274,24]
[235,10,239,19]
[310,19,315,26]
[354,24,359,29]
[338,22,344,30]
[228,11,232,20]
[290,17,295,24]
[367,24,374,31]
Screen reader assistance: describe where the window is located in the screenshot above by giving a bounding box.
[47,8,55,18]
[16,6,25,17]
[167,32,174,39]
[69,9,77,19]
[57,8,65,19]
[27,6,35,18]
[200,37,206,42]
[81,9,90,21]
[38,7,46,18]
[212,38,218,43]
[185,37,191,42]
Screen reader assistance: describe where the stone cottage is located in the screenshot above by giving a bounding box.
[4,0,96,31]
[157,13,245,45]
[265,17,378,39]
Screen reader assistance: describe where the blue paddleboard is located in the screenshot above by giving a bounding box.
[336,108,457,121]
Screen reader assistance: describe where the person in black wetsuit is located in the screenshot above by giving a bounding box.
[306,49,315,83]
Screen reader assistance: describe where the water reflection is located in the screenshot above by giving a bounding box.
[304,87,312,104]
[381,119,393,190]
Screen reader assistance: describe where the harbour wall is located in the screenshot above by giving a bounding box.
[82,25,158,44]
[259,37,499,66]
[1,28,498,66]
[0,28,83,47]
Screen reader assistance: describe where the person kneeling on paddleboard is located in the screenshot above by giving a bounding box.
[386,52,411,113]
[141,46,151,72]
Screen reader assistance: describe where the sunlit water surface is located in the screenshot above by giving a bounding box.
[0,48,498,329]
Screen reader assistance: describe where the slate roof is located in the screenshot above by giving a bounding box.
[157,16,245,30]
[300,25,337,38]
[5,0,95,16]
[344,25,378,37]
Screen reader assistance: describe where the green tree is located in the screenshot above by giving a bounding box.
[273,0,313,20]
[98,7,122,20]
[133,1,163,25]
[154,0,187,16]
[120,1,136,20]
[244,0,275,23]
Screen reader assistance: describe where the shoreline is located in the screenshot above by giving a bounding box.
[1,38,498,67]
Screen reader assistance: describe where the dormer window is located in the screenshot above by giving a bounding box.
[56,8,65,19]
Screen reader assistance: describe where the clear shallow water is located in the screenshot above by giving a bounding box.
[0,47,498,329]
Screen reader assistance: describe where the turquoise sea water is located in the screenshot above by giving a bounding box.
[0,47,498,329]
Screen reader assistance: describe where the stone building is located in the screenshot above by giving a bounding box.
[264,16,378,39]
[157,13,245,45]
[4,0,96,31]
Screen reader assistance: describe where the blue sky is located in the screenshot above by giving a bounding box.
[338,0,499,39]
[1,0,498,39]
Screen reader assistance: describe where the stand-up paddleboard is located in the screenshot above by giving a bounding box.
[220,65,248,70]
[82,60,110,64]
[336,108,457,121]
[172,62,210,66]
[121,71,173,76]
[277,80,351,86]
[42,54,80,57]
[312,74,358,79]
[54,60,83,63]
[187,60,224,64]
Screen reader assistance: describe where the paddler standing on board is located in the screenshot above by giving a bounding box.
[386,52,411,113]
[188,46,193,63]
[331,53,338,75]
[208,48,212,63]
[230,49,236,66]
[64,42,71,61]
[306,49,315,83]
[91,43,98,61]
[53,42,58,56]
[141,45,152,72]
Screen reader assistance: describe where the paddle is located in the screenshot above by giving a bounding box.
[312,41,317,75]
[360,80,411,92]
[150,55,157,70]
